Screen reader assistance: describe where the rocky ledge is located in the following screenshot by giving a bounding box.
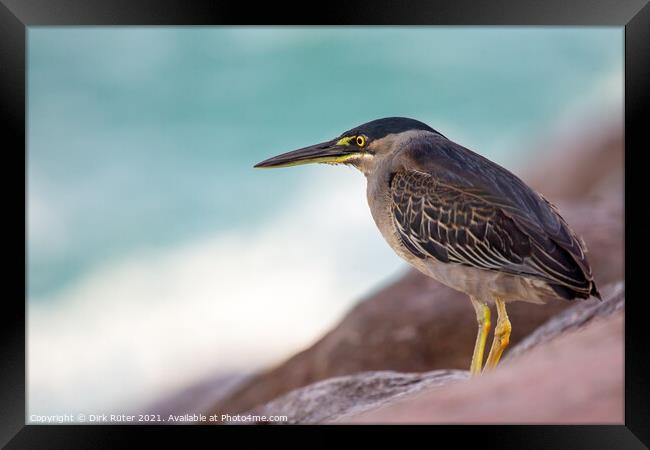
[237,282,623,424]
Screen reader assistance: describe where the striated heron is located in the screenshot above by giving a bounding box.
[254,117,600,375]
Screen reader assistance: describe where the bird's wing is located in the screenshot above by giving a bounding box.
[389,133,598,298]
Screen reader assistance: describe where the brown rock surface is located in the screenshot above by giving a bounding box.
[505,281,624,361]
[245,370,469,424]
[235,283,623,424]
[524,121,623,203]
[344,311,623,424]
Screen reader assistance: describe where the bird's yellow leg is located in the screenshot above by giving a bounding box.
[469,297,491,376]
[484,298,512,371]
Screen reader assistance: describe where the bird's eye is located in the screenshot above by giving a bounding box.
[356,136,366,147]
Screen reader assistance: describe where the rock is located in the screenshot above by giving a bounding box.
[505,281,624,361]
[240,284,623,424]
[242,370,469,424]
[524,120,623,203]
[343,310,623,424]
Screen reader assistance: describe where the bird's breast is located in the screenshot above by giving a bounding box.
[366,174,418,264]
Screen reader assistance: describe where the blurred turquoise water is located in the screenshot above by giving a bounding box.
[28,27,622,300]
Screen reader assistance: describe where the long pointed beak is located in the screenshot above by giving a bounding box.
[254,138,358,168]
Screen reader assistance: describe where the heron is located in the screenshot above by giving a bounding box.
[254,117,600,375]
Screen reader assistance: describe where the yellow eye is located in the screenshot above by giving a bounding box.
[356,136,366,147]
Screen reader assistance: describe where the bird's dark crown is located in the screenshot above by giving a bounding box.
[340,117,445,141]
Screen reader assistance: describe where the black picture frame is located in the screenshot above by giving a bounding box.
[2,0,647,447]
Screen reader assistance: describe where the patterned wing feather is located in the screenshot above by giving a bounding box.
[390,134,599,299]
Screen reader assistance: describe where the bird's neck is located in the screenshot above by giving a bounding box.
[348,153,376,177]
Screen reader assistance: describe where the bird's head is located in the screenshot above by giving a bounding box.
[254,117,442,175]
